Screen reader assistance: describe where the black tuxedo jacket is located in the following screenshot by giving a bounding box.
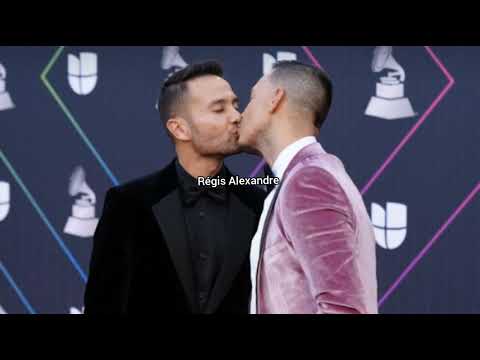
[84,159,266,314]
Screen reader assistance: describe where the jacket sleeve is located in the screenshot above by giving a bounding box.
[84,187,132,314]
[279,166,368,314]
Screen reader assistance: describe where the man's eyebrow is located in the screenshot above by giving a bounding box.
[209,96,239,107]
[208,98,226,107]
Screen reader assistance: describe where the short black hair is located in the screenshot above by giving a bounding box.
[157,61,224,138]
[270,60,333,130]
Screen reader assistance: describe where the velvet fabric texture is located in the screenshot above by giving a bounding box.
[84,159,265,314]
[256,143,378,314]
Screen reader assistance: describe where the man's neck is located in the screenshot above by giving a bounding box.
[177,153,224,178]
[257,113,317,168]
[259,132,315,169]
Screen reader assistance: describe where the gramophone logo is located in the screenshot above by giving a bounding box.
[0,62,15,111]
[63,166,99,238]
[156,46,188,111]
[0,181,10,222]
[68,52,98,95]
[371,202,408,250]
[0,304,6,314]
[365,46,416,120]
[161,46,188,79]
[263,51,297,75]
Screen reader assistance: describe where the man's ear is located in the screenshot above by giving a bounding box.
[166,116,191,141]
[268,87,286,114]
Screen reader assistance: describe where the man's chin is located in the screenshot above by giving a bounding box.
[220,144,260,157]
[223,147,243,157]
[233,135,255,155]
[216,142,244,157]
[237,143,261,156]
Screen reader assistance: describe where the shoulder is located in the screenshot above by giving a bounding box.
[286,155,344,191]
[106,161,178,207]
[280,156,353,217]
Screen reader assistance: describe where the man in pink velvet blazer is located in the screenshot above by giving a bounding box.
[238,60,378,314]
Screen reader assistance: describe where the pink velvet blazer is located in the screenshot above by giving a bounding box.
[256,143,378,314]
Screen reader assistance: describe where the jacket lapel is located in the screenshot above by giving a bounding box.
[151,164,198,313]
[258,143,323,254]
[255,142,324,312]
[254,178,285,311]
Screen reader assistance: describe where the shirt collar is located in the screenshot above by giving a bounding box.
[175,160,226,189]
[271,136,318,180]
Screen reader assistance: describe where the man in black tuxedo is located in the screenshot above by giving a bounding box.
[84,61,266,314]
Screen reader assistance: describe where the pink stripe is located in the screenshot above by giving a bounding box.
[379,181,480,307]
[425,46,455,84]
[301,46,324,70]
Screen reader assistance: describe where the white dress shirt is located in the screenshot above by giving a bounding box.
[249,136,318,314]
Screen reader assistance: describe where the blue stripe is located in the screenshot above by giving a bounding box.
[0,150,87,283]
[0,260,36,314]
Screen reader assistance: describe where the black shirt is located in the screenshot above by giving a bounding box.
[175,160,229,313]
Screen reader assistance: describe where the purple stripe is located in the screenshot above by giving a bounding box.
[379,181,480,308]
[248,159,266,178]
[301,46,324,70]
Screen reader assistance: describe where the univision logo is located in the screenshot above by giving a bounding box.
[371,202,407,250]
[263,51,297,75]
[68,52,98,96]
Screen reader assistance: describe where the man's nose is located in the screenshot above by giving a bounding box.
[231,109,242,124]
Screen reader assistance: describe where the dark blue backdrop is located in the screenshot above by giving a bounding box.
[0,46,478,314]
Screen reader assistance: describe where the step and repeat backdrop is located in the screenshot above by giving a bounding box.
[0,46,478,314]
